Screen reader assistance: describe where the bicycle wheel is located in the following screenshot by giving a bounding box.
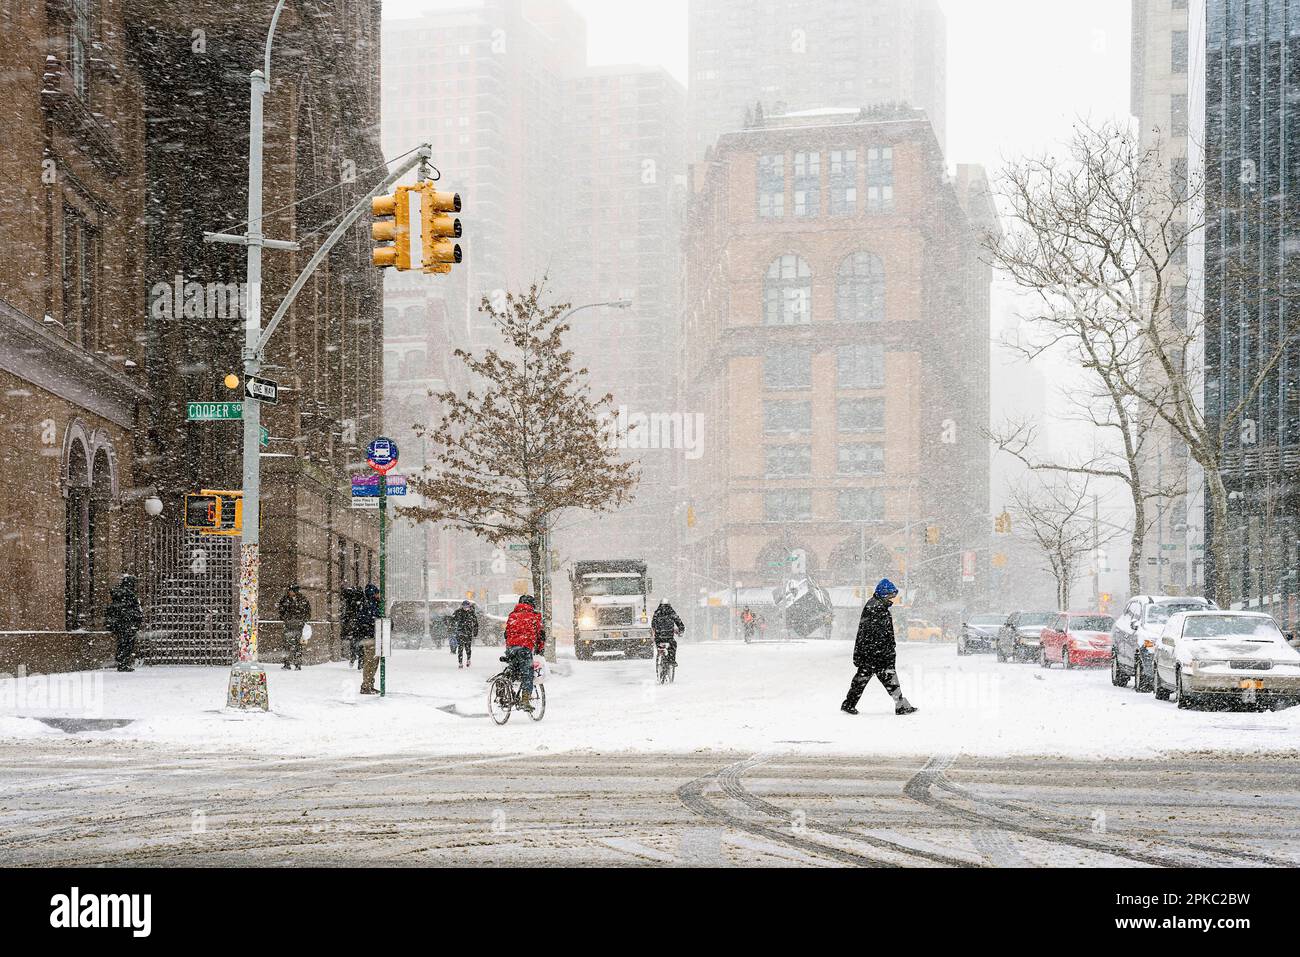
[656,653,668,684]
[529,683,546,721]
[487,674,513,725]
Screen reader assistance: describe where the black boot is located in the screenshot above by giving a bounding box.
[841,702,859,715]
[895,698,917,716]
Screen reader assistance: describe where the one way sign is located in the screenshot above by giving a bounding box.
[245,375,279,405]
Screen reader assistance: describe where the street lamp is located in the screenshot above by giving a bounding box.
[143,496,163,518]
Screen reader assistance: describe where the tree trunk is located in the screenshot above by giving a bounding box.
[1205,466,1232,608]
[1128,493,1145,597]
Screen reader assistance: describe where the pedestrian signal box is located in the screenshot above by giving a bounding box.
[184,489,250,535]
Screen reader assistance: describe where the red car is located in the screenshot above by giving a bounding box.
[1039,612,1115,669]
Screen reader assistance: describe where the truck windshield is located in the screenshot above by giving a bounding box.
[579,576,645,596]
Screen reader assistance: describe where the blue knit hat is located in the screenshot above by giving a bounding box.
[874,578,899,598]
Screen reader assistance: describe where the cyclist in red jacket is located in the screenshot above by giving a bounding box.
[505,595,545,711]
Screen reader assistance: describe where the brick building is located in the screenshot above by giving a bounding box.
[680,107,994,632]
[0,0,385,671]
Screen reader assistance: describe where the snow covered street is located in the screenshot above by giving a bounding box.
[3,641,1299,866]
[2,639,1298,760]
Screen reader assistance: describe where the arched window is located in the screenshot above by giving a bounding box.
[764,255,812,325]
[836,252,884,323]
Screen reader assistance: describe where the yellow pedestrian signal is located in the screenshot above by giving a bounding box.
[371,186,413,270]
[185,489,244,535]
[420,187,462,274]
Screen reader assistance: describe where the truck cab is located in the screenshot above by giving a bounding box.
[570,560,653,660]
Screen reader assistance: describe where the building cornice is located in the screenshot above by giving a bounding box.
[0,298,150,428]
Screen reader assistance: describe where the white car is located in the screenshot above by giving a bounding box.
[1153,611,1300,709]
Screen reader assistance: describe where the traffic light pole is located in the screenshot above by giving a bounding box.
[203,2,436,710]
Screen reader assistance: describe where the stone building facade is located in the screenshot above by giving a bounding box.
[0,0,385,671]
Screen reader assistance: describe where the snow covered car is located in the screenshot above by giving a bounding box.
[957,613,1003,655]
[1110,595,1216,692]
[995,611,1056,662]
[1038,612,1114,669]
[1152,611,1300,709]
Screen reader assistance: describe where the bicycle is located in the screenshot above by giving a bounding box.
[487,654,546,725]
[655,640,676,684]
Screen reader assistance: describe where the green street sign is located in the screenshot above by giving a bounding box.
[507,543,529,551]
[260,425,270,448]
[187,401,243,421]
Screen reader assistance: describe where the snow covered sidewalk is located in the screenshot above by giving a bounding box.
[0,641,1297,760]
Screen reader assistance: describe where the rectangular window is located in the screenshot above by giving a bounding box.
[838,443,884,475]
[838,488,884,522]
[757,153,785,218]
[62,207,98,350]
[765,490,812,522]
[70,0,90,100]
[1171,30,1188,73]
[765,347,812,390]
[793,151,820,217]
[867,147,894,212]
[836,343,885,389]
[837,397,885,432]
[765,444,812,477]
[1171,93,1188,135]
[829,149,857,215]
[764,400,813,434]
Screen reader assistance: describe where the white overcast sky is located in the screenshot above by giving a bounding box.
[380,0,1134,174]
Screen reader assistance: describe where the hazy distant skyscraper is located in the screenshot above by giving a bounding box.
[688,0,948,159]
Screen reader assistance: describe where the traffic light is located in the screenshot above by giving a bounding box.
[371,186,413,270]
[991,552,1008,568]
[995,511,1012,534]
[686,505,697,528]
[420,186,462,274]
[925,525,940,545]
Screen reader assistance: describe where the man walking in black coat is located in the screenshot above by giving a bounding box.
[276,583,311,671]
[841,578,917,716]
[357,583,382,695]
[105,574,143,672]
[451,600,478,668]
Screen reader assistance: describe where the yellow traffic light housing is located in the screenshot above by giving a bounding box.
[371,186,413,270]
[420,186,462,274]
[995,511,1012,534]
[925,525,940,545]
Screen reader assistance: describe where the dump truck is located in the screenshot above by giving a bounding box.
[569,559,653,660]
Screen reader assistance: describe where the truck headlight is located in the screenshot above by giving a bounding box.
[579,614,596,629]
[640,614,647,623]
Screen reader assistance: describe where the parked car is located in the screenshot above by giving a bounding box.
[1152,611,1300,709]
[906,618,944,642]
[957,613,1004,655]
[1039,612,1115,669]
[995,611,1057,662]
[1110,595,1217,692]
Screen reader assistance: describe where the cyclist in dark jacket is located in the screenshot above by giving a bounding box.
[841,578,917,716]
[651,601,684,665]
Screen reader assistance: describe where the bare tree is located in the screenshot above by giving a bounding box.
[987,120,1298,607]
[1011,477,1103,609]
[402,282,639,617]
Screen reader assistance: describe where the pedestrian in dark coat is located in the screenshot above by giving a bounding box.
[341,586,363,668]
[841,578,917,716]
[276,584,312,671]
[357,584,382,695]
[105,574,143,672]
[452,600,479,668]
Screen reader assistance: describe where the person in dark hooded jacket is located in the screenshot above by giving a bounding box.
[340,586,364,668]
[841,578,917,716]
[357,584,382,694]
[105,574,143,672]
[651,600,684,664]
